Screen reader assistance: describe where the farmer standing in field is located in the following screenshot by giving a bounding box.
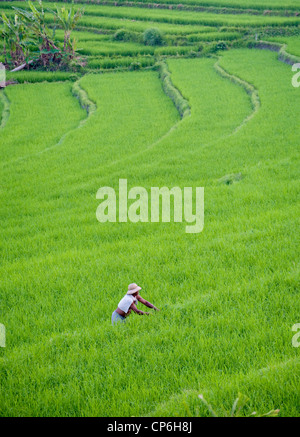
[112,283,159,325]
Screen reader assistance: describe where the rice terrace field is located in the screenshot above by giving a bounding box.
[0,0,299,418]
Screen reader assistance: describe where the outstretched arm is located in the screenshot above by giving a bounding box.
[130,303,150,315]
[137,295,160,311]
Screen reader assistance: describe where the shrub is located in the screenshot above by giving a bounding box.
[143,28,163,46]
[214,41,228,51]
[173,37,188,46]
[129,61,141,71]
[113,29,132,42]
[112,29,142,44]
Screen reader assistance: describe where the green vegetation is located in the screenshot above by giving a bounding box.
[47,0,300,10]
[35,4,300,28]
[0,0,84,70]
[6,70,79,83]
[76,40,156,56]
[265,36,300,57]
[87,55,154,70]
[0,0,299,418]
[197,392,280,417]
[64,15,221,35]
[2,2,300,29]
[2,0,298,75]
[158,60,191,118]
[143,27,164,46]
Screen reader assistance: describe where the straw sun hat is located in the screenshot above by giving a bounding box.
[127,283,142,295]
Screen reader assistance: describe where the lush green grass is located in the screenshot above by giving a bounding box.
[1,47,299,416]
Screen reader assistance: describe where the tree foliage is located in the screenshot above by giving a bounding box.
[0,0,84,70]
[143,28,164,46]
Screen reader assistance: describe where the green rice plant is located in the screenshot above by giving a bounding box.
[4,2,300,32]
[264,35,300,57]
[87,55,154,69]
[6,70,79,83]
[53,28,113,45]
[18,0,300,11]
[154,45,200,56]
[186,31,242,42]
[55,4,300,27]
[198,393,280,417]
[0,4,299,418]
[0,8,242,37]
[246,39,300,64]
[67,30,111,42]
[23,3,300,27]
[77,40,155,56]
[76,14,219,35]
[0,80,85,159]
